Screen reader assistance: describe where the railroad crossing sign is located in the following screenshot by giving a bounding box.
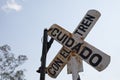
[46,10,111,78]
[67,9,101,74]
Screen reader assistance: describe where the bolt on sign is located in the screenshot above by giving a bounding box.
[46,10,111,78]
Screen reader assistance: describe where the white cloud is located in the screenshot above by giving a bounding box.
[1,0,22,12]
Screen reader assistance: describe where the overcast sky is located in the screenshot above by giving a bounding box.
[0,0,120,80]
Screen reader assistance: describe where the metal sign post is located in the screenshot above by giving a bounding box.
[69,53,81,80]
[37,29,54,80]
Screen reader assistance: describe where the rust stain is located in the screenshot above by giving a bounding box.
[75,55,82,63]
[80,36,85,41]
[69,33,73,37]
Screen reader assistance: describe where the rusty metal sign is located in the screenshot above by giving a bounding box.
[47,24,110,78]
[67,9,101,74]
[73,10,101,39]
[46,10,102,78]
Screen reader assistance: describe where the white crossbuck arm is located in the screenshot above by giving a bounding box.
[47,24,110,78]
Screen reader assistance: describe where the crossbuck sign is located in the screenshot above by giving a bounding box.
[46,10,111,78]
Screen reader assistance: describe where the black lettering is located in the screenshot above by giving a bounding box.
[61,35,68,44]
[82,19,92,27]
[60,48,71,58]
[71,43,83,53]
[80,47,92,59]
[65,38,74,47]
[73,14,95,37]
[51,58,63,71]
[54,58,64,67]
[51,28,59,37]
[85,14,95,21]
[89,54,102,66]
[47,58,63,76]
[78,25,87,32]
[57,31,66,41]
[73,30,83,36]
[52,63,59,71]
[47,67,56,76]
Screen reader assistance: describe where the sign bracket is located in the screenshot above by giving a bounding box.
[70,55,81,80]
[36,29,54,80]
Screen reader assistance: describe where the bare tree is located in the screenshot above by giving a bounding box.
[0,45,28,80]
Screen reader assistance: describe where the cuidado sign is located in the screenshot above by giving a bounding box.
[46,10,111,78]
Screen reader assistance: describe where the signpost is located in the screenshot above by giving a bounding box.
[36,9,111,80]
[47,24,110,78]
[46,10,104,78]
[37,29,54,80]
[68,53,81,80]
